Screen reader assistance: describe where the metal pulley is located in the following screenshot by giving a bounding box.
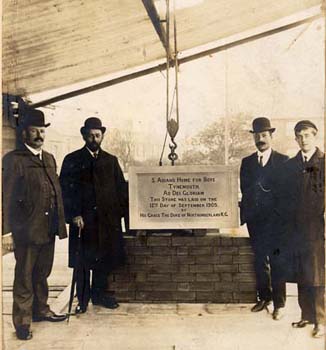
[167,118,179,164]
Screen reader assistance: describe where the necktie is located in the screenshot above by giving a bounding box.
[93,152,98,159]
[302,155,308,174]
[259,156,263,167]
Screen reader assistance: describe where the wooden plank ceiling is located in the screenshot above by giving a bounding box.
[3,0,322,96]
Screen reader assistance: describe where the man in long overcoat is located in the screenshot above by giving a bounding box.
[240,117,289,320]
[60,117,127,313]
[2,109,67,341]
[285,120,325,338]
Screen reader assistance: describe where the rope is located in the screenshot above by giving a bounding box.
[166,0,170,127]
[173,0,179,127]
[159,130,168,166]
[167,0,179,165]
[159,85,176,166]
[159,0,180,166]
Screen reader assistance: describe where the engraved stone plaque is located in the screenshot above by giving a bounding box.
[129,165,239,229]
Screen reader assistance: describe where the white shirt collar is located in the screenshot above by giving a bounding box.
[301,147,317,162]
[25,143,42,159]
[256,147,272,167]
[86,147,99,158]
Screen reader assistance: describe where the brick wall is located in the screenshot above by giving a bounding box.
[109,234,257,303]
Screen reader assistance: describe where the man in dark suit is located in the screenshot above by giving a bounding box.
[240,117,289,320]
[60,117,127,314]
[2,109,68,341]
[285,120,325,338]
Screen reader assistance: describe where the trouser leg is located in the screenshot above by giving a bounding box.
[12,245,38,329]
[270,250,286,308]
[32,241,55,316]
[313,287,325,324]
[91,268,108,301]
[253,247,272,302]
[76,265,91,308]
[298,285,314,322]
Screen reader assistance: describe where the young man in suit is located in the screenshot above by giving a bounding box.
[285,120,325,338]
[2,109,67,341]
[60,117,128,314]
[240,117,289,320]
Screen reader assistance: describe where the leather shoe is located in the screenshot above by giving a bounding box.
[75,304,87,314]
[312,324,325,338]
[93,295,119,309]
[251,300,270,312]
[16,325,33,340]
[272,307,285,320]
[292,319,312,328]
[33,310,67,322]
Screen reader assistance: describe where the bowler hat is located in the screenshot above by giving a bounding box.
[294,120,318,133]
[21,108,50,128]
[250,117,275,133]
[80,117,106,134]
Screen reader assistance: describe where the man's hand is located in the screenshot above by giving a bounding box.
[72,216,84,229]
[2,234,15,252]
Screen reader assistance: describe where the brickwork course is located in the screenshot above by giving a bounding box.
[109,234,256,303]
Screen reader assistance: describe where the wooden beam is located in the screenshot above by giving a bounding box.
[179,13,322,64]
[142,0,172,58]
[30,64,167,108]
[30,13,322,108]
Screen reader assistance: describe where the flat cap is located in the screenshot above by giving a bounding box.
[294,120,318,133]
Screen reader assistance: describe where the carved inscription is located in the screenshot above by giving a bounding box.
[129,166,238,229]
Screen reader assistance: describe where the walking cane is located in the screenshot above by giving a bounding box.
[67,226,82,323]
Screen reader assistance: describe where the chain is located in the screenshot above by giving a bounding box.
[168,138,178,165]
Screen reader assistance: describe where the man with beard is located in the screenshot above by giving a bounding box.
[240,117,288,320]
[60,117,127,313]
[286,120,325,338]
[2,109,67,340]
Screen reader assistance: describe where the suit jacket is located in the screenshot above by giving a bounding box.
[283,148,325,286]
[60,147,128,269]
[240,149,289,230]
[2,146,67,245]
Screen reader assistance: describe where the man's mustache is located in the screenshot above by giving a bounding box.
[89,141,100,147]
[256,141,265,147]
[87,141,101,150]
[34,137,44,142]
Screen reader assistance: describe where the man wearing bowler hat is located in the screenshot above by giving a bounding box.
[60,117,127,314]
[240,117,289,320]
[2,108,68,340]
[284,120,325,338]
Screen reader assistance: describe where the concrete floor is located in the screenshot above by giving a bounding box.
[2,299,326,350]
[2,239,325,350]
